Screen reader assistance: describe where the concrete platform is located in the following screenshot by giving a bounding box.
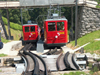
[0,67,21,75]
[0,41,22,56]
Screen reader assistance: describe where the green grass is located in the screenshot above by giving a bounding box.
[0,70,2,72]
[70,30,100,53]
[2,17,22,31]
[96,5,100,8]
[1,25,22,43]
[5,25,22,40]
[0,16,23,43]
[63,72,87,75]
[0,53,7,57]
[84,41,100,53]
[1,37,9,43]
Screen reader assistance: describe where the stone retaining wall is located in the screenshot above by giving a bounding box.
[77,6,100,38]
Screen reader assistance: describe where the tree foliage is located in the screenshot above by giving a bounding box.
[0,7,74,29]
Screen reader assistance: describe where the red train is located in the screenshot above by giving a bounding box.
[22,23,40,44]
[22,17,68,48]
[44,18,68,48]
[22,6,68,49]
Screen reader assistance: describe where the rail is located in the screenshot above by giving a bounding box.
[43,47,63,55]
[18,43,48,75]
[64,52,70,69]
[30,52,48,75]
[17,43,88,75]
[24,51,40,75]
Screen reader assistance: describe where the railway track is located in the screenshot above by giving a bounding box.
[18,43,47,75]
[43,47,63,55]
[17,43,87,75]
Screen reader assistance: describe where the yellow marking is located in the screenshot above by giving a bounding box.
[32,33,35,34]
[59,32,64,34]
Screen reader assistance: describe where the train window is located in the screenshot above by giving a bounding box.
[30,26,35,32]
[57,22,64,31]
[48,22,56,31]
[25,27,29,32]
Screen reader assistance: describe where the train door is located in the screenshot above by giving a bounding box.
[29,26,37,40]
[46,22,58,44]
[23,26,30,41]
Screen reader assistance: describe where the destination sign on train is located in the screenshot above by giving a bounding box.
[48,22,55,25]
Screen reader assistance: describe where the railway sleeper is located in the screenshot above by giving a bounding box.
[21,51,47,75]
[43,47,62,55]
[17,47,87,75]
[56,52,87,71]
[56,53,66,70]
[72,53,87,70]
[18,52,87,72]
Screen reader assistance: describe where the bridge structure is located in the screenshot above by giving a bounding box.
[0,0,97,8]
[0,0,98,45]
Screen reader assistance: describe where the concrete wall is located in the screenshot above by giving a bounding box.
[77,6,100,38]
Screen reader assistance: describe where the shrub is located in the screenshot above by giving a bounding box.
[2,17,22,31]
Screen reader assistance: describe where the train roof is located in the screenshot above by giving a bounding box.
[45,17,67,21]
[23,24,38,26]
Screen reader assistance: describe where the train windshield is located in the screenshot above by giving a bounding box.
[30,26,35,32]
[48,22,56,31]
[25,27,29,32]
[57,22,64,31]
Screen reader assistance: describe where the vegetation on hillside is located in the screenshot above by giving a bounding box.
[95,0,100,8]
[5,25,22,40]
[1,37,9,43]
[1,25,22,42]
[64,72,86,75]
[1,17,22,42]
[2,17,22,31]
[0,7,74,29]
[70,30,100,54]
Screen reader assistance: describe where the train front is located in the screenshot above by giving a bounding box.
[22,24,39,44]
[44,18,68,48]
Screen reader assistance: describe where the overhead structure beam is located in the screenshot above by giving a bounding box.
[0,0,87,9]
[19,0,75,6]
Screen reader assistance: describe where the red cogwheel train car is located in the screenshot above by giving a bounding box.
[22,23,40,44]
[44,17,68,48]
[22,6,68,49]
